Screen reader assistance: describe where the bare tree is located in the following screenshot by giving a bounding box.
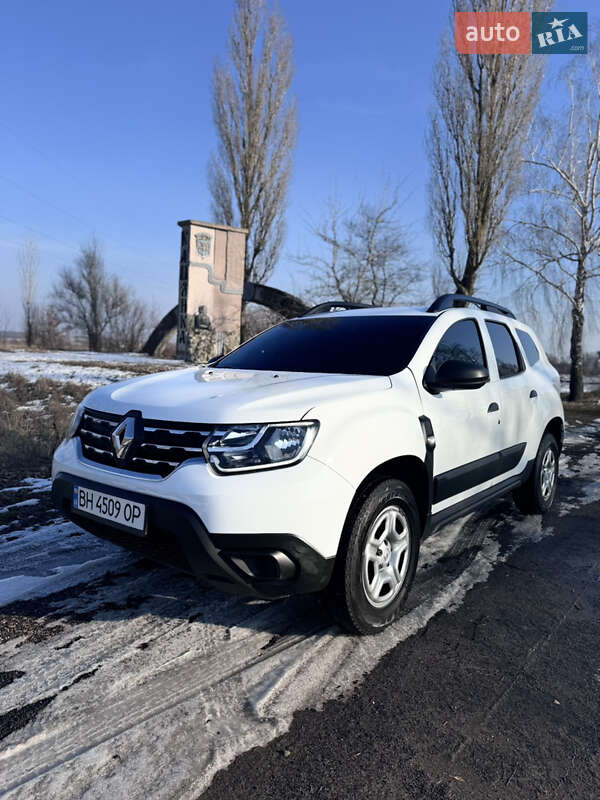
[209,0,297,290]
[242,303,284,340]
[104,293,156,352]
[505,55,600,401]
[504,278,573,362]
[53,240,108,350]
[431,261,455,298]
[0,305,12,347]
[427,0,545,296]
[18,239,39,347]
[295,189,421,306]
[34,305,66,349]
[52,239,138,351]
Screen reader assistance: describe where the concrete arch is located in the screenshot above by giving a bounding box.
[241,282,308,319]
[141,282,308,356]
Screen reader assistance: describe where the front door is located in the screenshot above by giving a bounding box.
[416,318,503,511]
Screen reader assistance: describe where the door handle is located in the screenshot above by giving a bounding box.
[487,402,499,413]
[530,389,538,398]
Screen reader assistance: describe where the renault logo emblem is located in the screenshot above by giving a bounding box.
[112,416,136,460]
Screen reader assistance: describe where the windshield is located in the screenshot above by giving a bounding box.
[216,315,434,376]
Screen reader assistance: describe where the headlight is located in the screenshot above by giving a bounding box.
[67,403,85,439]
[204,421,319,474]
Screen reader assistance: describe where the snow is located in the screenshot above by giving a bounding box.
[0,350,181,366]
[16,399,47,412]
[559,374,600,394]
[0,424,599,799]
[0,479,52,495]
[0,498,39,514]
[0,350,182,387]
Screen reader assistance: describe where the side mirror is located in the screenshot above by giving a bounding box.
[425,360,489,393]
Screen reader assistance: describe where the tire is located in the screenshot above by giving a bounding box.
[325,479,420,635]
[513,433,559,515]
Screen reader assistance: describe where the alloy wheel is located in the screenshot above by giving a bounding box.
[540,448,556,501]
[361,505,411,608]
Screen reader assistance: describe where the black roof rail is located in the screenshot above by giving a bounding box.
[427,293,516,320]
[302,301,375,316]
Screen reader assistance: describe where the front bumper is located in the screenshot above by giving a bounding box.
[52,472,335,598]
[52,437,353,559]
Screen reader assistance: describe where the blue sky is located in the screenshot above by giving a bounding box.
[0,0,597,353]
[0,0,452,326]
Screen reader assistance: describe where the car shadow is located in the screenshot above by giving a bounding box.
[0,463,587,647]
[0,506,504,646]
[0,536,335,642]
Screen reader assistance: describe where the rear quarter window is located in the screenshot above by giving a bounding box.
[516,329,540,366]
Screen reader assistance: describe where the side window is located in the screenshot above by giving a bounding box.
[486,322,523,379]
[429,319,486,374]
[516,329,540,366]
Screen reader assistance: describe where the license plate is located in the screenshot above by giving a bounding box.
[73,486,146,533]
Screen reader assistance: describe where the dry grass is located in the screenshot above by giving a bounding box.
[56,359,183,376]
[0,373,93,482]
[563,390,600,424]
[0,358,180,484]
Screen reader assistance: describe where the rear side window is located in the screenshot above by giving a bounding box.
[516,329,540,366]
[429,319,486,373]
[486,322,523,379]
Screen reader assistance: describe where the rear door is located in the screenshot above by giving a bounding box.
[416,318,503,511]
[483,320,532,475]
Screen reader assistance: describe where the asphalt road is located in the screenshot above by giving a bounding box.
[0,417,599,799]
[203,421,600,800]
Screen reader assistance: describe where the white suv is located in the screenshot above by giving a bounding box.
[52,294,564,634]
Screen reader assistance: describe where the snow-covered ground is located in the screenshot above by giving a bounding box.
[0,350,182,387]
[1,427,599,799]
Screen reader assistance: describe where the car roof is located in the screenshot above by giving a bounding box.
[299,305,521,323]
[301,306,428,318]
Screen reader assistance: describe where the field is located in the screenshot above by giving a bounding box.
[0,351,183,483]
[0,350,599,799]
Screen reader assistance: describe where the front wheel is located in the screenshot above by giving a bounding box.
[513,433,559,515]
[325,479,420,635]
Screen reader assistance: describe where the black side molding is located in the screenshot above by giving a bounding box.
[433,443,526,504]
[419,415,436,536]
[425,459,535,536]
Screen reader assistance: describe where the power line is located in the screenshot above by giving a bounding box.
[0,173,174,271]
[0,214,175,298]
[0,213,80,252]
[0,123,175,273]
[0,173,92,230]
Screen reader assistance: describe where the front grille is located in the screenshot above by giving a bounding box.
[78,408,212,478]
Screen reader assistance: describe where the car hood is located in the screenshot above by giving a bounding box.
[85,366,393,424]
